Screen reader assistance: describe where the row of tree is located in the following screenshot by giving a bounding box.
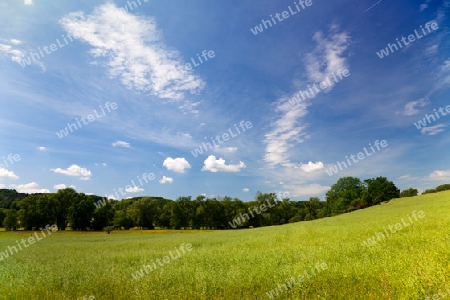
[0,177,447,231]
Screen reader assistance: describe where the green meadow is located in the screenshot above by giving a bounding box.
[0,191,449,300]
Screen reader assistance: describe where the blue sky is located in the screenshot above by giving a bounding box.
[0,0,449,201]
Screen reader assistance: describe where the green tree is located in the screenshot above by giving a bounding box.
[400,188,418,197]
[129,197,159,229]
[68,193,95,231]
[113,209,134,230]
[54,188,78,230]
[92,200,115,230]
[363,177,400,205]
[435,184,450,192]
[18,195,39,230]
[325,177,364,216]
[4,209,18,230]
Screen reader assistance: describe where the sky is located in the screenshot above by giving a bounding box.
[0,0,449,201]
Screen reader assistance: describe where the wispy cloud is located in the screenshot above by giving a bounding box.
[264,26,350,167]
[421,124,446,135]
[0,38,45,71]
[59,3,204,101]
[402,98,429,115]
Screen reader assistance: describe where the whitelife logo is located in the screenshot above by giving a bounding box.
[191,121,253,158]
[56,102,118,139]
[376,21,439,58]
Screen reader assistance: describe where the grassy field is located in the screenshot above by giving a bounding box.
[0,191,449,300]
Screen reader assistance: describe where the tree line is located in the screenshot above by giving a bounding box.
[0,176,448,231]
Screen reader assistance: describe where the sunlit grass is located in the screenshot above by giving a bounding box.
[0,191,449,299]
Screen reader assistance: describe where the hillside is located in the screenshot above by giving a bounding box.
[0,191,449,299]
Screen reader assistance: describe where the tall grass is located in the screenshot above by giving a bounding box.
[0,191,449,299]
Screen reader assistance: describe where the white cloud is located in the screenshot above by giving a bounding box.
[305,27,350,86]
[107,194,116,200]
[163,157,191,173]
[420,3,428,11]
[0,184,4,188]
[112,141,130,148]
[214,146,238,155]
[24,0,33,6]
[0,168,19,180]
[0,39,45,71]
[300,161,324,173]
[264,27,349,167]
[398,174,411,180]
[421,124,447,136]
[51,165,92,180]
[285,184,330,197]
[54,184,67,190]
[429,170,450,180]
[201,155,246,173]
[38,146,46,151]
[102,162,107,166]
[242,188,249,192]
[10,182,49,194]
[159,176,174,184]
[10,39,22,45]
[125,186,144,193]
[59,3,204,100]
[402,98,429,115]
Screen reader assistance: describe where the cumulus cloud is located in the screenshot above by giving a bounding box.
[125,186,144,193]
[421,124,447,136]
[201,155,246,172]
[24,0,33,5]
[300,161,324,173]
[10,182,49,194]
[242,188,249,192]
[163,157,191,173]
[112,141,130,148]
[429,170,450,180]
[53,184,67,190]
[51,164,92,180]
[0,168,19,180]
[38,146,46,151]
[59,3,204,100]
[159,176,174,184]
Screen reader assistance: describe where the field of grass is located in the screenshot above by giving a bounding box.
[0,191,449,299]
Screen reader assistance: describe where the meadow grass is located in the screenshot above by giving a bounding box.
[0,191,449,299]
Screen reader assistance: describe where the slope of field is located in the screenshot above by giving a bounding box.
[0,191,449,299]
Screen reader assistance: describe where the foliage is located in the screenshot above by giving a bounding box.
[400,188,419,197]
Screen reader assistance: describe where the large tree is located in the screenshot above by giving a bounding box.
[54,188,78,230]
[363,176,400,205]
[325,176,364,216]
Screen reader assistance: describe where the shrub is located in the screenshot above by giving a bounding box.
[400,188,418,198]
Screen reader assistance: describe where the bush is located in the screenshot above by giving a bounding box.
[435,184,450,192]
[104,226,114,234]
[400,188,418,198]
[422,189,437,195]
